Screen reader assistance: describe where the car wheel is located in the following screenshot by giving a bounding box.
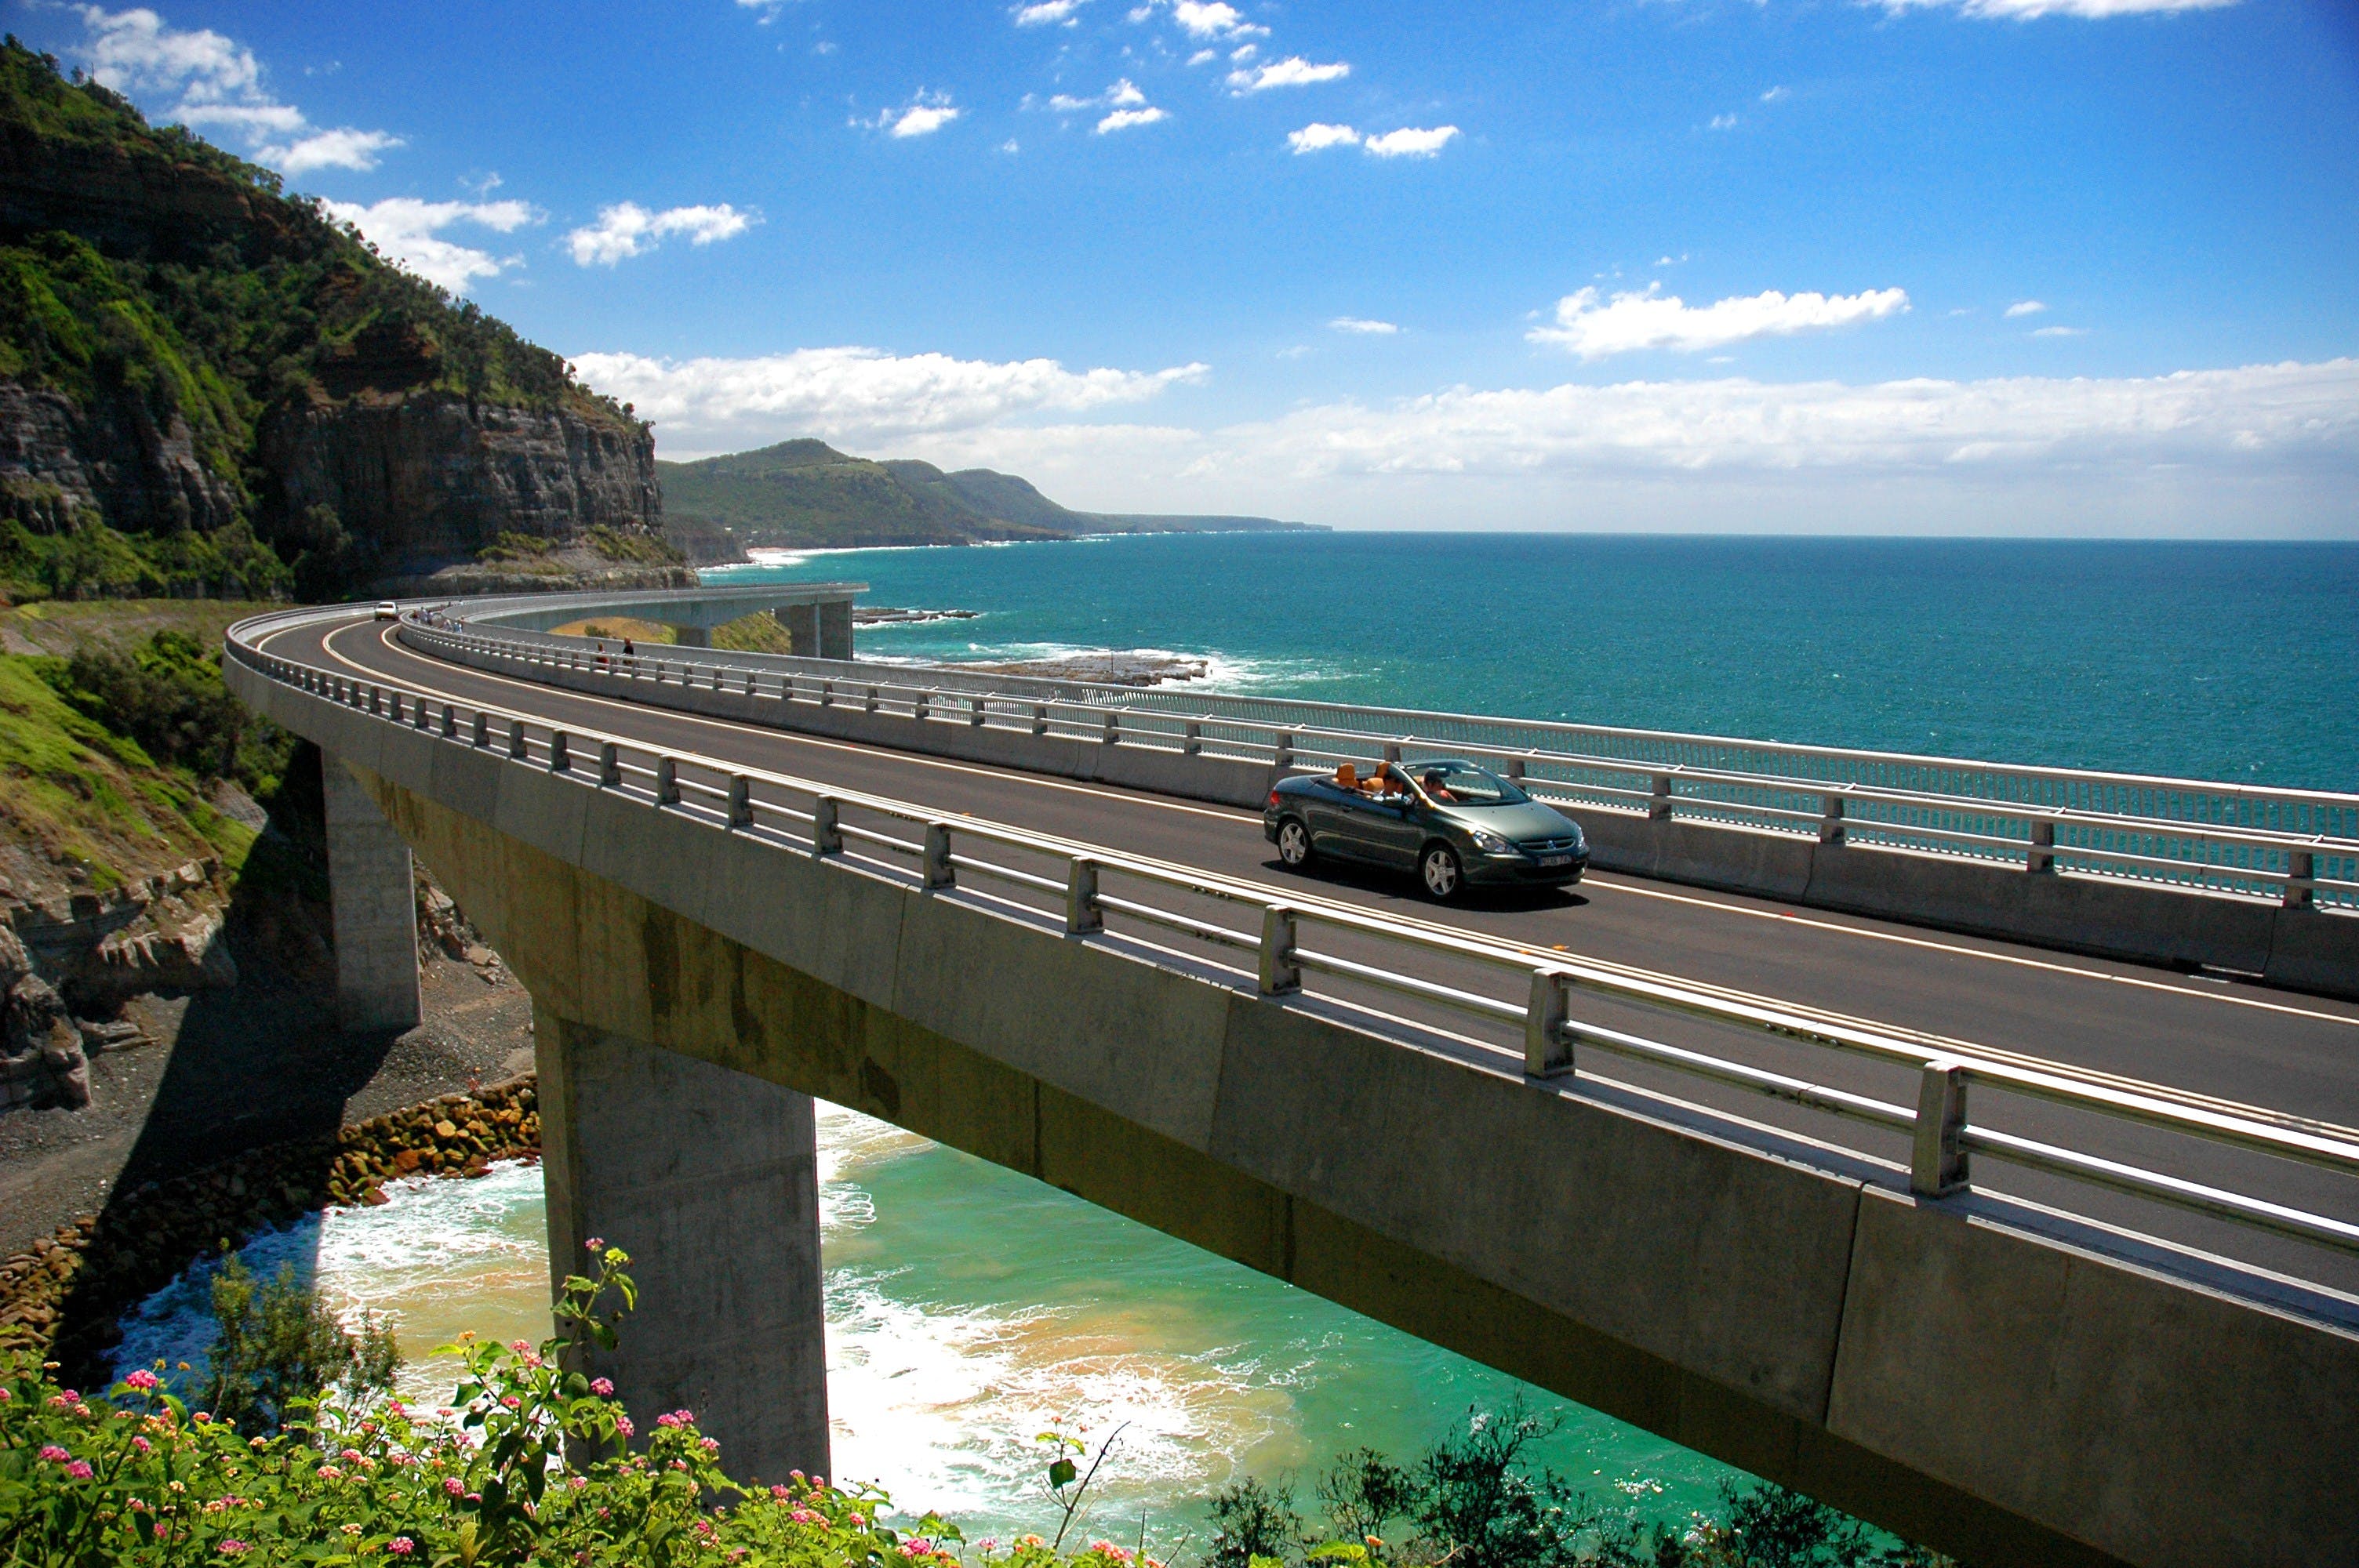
[1277,817,1314,869]
[1419,843,1463,902]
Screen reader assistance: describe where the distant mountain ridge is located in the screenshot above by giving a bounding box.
[655,438,1315,557]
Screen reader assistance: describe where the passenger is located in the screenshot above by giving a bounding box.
[1421,768,1456,803]
[622,637,635,659]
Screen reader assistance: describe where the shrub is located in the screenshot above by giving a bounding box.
[38,629,293,791]
[197,1255,398,1439]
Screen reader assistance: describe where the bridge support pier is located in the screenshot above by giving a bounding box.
[670,626,712,649]
[774,602,854,660]
[322,757,420,1033]
[533,1006,831,1485]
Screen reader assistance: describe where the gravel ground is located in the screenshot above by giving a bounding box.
[0,952,533,1258]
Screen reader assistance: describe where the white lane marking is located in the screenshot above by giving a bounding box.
[1579,874,2359,1032]
[314,618,2359,1039]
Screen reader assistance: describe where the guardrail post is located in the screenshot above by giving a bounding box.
[1383,742,1402,766]
[598,742,621,788]
[471,712,490,749]
[1258,906,1301,995]
[1274,733,1296,770]
[972,695,988,728]
[914,691,932,722]
[811,797,841,857]
[728,775,754,829]
[1103,710,1121,746]
[2284,849,2315,910]
[922,822,954,888]
[1648,774,1674,821]
[413,697,430,731]
[387,691,403,723]
[550,732,571,773]
[1819,792,1846,847]
[1910,1059,1970,1197]
[1525,969,1574,1079]
[507,719,527,760]
[2027,818,2056,874]
[442,705,457,739]
[744,670,758,698]
[1066,857,1103,935]
[820,681,834,709]
[1032,704,1049,737]
[655,757,680,807]
[1507,757,1527,782]
[1183,720,1202,756]
[865,686,881,713]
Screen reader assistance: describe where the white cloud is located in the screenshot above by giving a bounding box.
[2032,325,2089,337]
[1530,283,1910,358]
[1170,0,1266,37]
[75,6,402,175]
[1230,43,1258,61]
[1015,0,1086,24]
[322,198,538,294]
[2006,300,2049,319]
[1096,106,1169,132]
[1330,318,1399,335]
[1709,113,1738,131]
[1877,0,2235,15]
[1761,85,1790,102]
[571,346,1209,454]
[1227,56,1350,93]
[1187,49,1217,64]
[863,93,961,137]
[1364,125,1458,158]
[877,359,2359,535]
[565,203,757,267]
[1288,122,1360,153]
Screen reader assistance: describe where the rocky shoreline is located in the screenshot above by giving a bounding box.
[0,1077,541,1385]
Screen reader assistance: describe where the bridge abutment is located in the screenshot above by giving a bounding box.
[533,1005,831,1485]
[323,757,421,1032]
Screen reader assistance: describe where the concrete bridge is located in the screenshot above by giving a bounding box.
[226,600,2359,1568]
[439,582,865,655]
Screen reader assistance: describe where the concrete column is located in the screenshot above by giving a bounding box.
[817,599,853,662]
[775,603,820,657]
[322,757,421,1033]
[534,1007,831,1484]
[670,625,712,649]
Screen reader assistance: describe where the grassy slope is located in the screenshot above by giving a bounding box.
[0,652,253,892]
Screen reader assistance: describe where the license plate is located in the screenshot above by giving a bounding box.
[1538,855,1572,868]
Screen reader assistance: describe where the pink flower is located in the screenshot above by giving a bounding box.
[154,1522,169,1539]
[613,1417,634,1439]
[501,1396,522,1410]
[771,1486,792,1502]
[591,1378,613,1396]
[219,1542,249,1556]
[700,1437,719,1454]
[342,1450,364,1463]
[0,1388,10,1401]
[445,1478,466,1497]
[122,1369,161,1392]
[133,1436,152,1454]
[38,1446,71,1464]
[585,1236,605,1251]
[64,1461,94,1480]
[510,1340,533,1355]
[389,1538,415,1556]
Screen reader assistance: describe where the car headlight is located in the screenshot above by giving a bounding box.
[1469,829,1511,854]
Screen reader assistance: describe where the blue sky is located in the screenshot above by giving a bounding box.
[16,0,2359,532]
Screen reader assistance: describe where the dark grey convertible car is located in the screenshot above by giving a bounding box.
[1263,757,1588,901]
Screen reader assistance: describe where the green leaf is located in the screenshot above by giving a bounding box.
[1048,1458,1078,1488]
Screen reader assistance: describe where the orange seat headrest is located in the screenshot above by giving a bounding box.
[1336,763,1358,789]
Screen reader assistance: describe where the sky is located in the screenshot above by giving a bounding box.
[14,0,2359,534]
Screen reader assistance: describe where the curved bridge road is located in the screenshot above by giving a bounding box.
[270,610,2359,1300]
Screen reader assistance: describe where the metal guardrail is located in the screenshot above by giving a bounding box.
[401,613,2359,914]
[227,611,2359,1272]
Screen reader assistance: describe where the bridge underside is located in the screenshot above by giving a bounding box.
[313,742,2358,1568]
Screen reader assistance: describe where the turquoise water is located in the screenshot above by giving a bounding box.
[709,534,2359,791]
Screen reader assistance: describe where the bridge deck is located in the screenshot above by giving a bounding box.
[271,612,2359,1298]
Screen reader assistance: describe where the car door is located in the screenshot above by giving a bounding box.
[1299,781,1362,858]
[1355,768,1427,868]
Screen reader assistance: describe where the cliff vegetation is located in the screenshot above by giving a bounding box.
[0,39,675,603]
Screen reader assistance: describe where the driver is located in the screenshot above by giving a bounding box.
[1420,768,1457,803]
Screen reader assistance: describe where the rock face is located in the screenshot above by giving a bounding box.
[0,380,242,537]
[263,391,677,590]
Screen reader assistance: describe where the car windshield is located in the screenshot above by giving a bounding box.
[1405,760,1527,807]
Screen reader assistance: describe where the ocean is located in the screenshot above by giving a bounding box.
[115,534,2359,1547]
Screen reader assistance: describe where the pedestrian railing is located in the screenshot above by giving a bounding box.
[227,609,2359,1283]
[400,615,2359,914]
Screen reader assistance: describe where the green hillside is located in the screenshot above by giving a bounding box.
[0,38,651,601]
[657,438,1314,550]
